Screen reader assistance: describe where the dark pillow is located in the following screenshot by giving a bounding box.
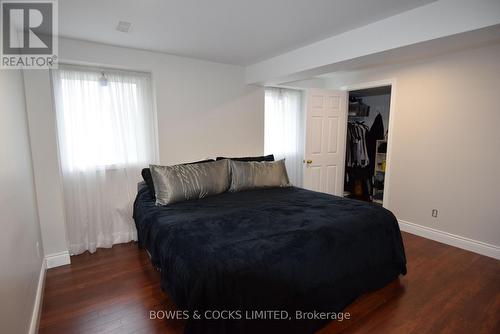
[141,168,156,199]
[216,154,274,162]
[141,159,214,199]
[151,160,230,205]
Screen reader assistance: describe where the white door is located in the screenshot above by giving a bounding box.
[303,89,347,195]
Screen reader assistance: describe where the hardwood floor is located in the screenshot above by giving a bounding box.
[39,232,500,334]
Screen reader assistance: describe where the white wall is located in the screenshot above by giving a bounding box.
[23,38,264,258]
[326,43,500,251]
[0,69,44,333]
[24,72,69,258]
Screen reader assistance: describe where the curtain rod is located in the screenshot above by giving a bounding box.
[264,85,305,92]
[56,62,151,76]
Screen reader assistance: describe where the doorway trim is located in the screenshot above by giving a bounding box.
[340,78,397,209]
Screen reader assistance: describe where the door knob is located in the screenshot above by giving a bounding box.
[303,159,313,164]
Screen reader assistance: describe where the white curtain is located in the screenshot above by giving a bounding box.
[52,65,158,255]
[265,87,304,186]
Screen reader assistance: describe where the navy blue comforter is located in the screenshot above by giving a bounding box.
[133,185,406,334]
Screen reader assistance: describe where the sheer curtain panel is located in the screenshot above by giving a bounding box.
[264,87,304,186]
[52,65,158,255]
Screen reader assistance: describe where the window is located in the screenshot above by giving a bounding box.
[52,65,158,255]
[264,87,304,186]
[53,65,157,171]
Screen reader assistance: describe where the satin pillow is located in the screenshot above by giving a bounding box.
[141,159,214,200]
[229,159,290,192]
[150,159,230,205]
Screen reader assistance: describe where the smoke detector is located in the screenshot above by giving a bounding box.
[116,21,132,33]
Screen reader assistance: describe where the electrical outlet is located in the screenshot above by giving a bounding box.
[431,209,438,218]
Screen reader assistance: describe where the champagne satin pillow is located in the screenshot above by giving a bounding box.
[229,159,290,192]
[150,159,230,205]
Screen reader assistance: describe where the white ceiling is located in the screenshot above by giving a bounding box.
[59,0,436,66]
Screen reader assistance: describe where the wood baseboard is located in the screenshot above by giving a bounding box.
[29,261,46,334]
[45,251,71,269]
[398,219,500,260]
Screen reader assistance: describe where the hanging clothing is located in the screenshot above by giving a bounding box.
[346,121,370,168]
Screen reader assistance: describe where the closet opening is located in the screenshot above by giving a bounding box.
[343,85,392,205]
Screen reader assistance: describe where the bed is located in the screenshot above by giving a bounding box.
[133,183,406,334]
